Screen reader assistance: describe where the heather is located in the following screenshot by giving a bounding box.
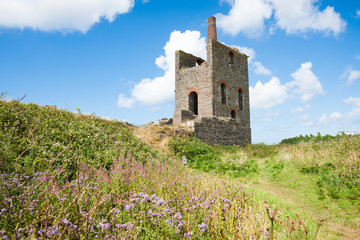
[1,100,359,239]
[0,100,313,239]
[1,152,270,239]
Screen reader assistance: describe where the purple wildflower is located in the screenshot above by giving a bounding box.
[157,199,165,205]
[174,212,182,220]
[119,224,127,229]
[127,222,134,230]
[124,204,133,211]
[198,222,208,232]
[62,219,69,224]
[184,233,191,238]
[165,219,173,226]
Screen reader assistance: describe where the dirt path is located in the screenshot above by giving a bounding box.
[242,160,360,240]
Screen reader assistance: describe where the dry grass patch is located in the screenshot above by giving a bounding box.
[134,123,193,153]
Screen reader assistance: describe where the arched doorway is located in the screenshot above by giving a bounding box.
[189,91,198,115]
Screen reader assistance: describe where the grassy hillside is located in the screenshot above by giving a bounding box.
[1,100,359,239]
[0,100,158,175]
[168,134,360,239]
[0,100,309,239]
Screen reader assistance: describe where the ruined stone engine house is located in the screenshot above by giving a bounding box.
[173,16,251,145]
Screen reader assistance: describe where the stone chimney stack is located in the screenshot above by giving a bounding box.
[208,16,217,41]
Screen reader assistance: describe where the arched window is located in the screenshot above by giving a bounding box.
[238,88,243,110]
[221,83,226,106]
[196,59,202,66]
[189,91,198,115]
[229,52,234,66]
[230,110,236,119]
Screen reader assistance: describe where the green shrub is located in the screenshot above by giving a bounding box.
[265,159,284,178]
[280,132,346,145]
[243,143,279,158]
[168,137,259,177]
[168,137,219,172]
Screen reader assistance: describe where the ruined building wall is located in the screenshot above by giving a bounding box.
[194,117,251,146]
[209,40,251,128]
[173,16,251,145]
[173,51,213,125]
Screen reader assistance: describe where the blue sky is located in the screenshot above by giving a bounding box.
[1,0,360,144]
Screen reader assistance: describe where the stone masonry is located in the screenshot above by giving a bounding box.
[173,16,251,145]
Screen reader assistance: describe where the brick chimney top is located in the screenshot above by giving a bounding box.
[208,16,217,41]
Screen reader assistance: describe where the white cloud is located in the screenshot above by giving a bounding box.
[340,68,360,85]
[318,112,343,126]
[250,77,288,109]
[117,94,135,108]
[301,114,314,127]
[343,97,360,118]
[147,106,161,111]
[271,0,346,36]
[117,30,206,108]
[216,0,273,38]
[330,112,343,121]
[291,104,310,114]
[344,97,360,109]
[232,46,256,63]
[216,0,346,37]
[0,0,134,33]
[254,109,280,122]
[253,61,272,75]
[232,46,272,77]
[357,9,360,18]
[288,62,325,102]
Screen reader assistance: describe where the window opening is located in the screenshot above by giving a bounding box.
[238,88,243,110]
[229,52,234,66]
[189,91,198,115]
[230,110,236,119]
[221,83,226,106]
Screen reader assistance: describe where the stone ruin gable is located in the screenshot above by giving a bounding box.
[193,117,251,146]
[173,50,213,125]
[208,39,251,128]
[173,16,251,145]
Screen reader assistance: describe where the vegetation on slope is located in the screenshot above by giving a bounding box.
[0,100,157,176]
[2,99,359,239]
[1,100,311,239]
[167,132,360,239]
[280,132,348,145]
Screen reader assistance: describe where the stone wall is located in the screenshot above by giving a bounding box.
[173,17,252,145]
[193,117,251,146]
[174,50,213,125]
[209,39,251,128]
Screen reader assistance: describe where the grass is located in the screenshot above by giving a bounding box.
[213,139,360,239]
[1,99,359,239]
[0,100,298,239]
